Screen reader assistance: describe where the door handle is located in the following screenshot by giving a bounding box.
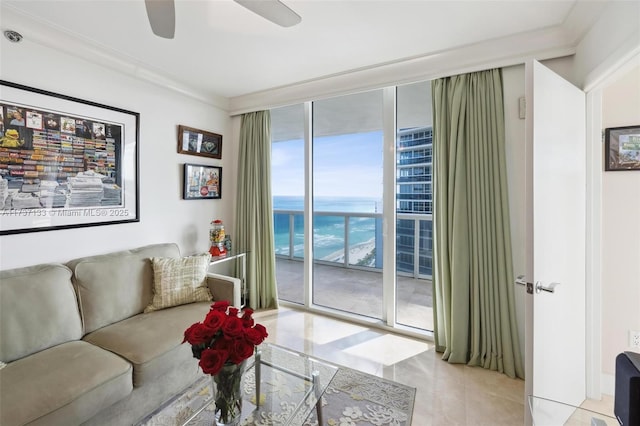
[536,281,560,294]
[515,275,534,294]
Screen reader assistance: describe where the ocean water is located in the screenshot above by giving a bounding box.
[273,195,382,260]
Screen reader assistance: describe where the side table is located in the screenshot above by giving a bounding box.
[209,251,248,308]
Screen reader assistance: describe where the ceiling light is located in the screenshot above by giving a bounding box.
[4,30,23,43]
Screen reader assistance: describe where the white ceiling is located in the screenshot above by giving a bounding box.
[1,0,607,102]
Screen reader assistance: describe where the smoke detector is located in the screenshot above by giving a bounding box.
[4,30,23,43]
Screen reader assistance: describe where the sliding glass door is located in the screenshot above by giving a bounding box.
[271,82,433,334]
[271,103,305,304]
[395,81,434,331]
[312,90,384,319]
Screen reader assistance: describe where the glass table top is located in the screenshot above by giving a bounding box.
[183,343,339,425]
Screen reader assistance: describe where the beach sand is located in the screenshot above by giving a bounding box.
[322,239,375,266]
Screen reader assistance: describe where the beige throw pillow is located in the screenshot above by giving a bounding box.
[144,253,212,313]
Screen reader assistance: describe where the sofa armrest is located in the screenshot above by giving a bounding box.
[206,273,241,308]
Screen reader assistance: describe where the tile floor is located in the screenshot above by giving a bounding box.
[253,306,527,425]
[253,306,616,426]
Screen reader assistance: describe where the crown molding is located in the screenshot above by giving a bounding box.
[229,26,576,115]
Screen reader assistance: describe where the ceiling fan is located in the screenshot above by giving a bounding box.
[144,0,302,39]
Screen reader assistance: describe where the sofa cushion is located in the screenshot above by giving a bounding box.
[83,302,211,387]
[0,340,132,426]
[144,253,212,313]
[0,263,82,363]
[67,243,181,333]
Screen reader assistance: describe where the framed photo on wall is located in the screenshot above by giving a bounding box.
[177,125,222,159]
[183,163,222,200]
[0,80,140,235]
[605,125,640,171]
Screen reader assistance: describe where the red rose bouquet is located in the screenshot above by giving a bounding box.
[182,300,268,375]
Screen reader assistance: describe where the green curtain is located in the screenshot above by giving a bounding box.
[431,69,524,379]
[235,111,279,310]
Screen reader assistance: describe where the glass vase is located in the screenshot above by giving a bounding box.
[211,360,245,426]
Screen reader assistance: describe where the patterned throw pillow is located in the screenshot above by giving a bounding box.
[144,253,212,313]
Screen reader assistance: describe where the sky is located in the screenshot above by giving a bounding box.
[271,131,384,198]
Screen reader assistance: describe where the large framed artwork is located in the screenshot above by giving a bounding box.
[183,163,222,200]
[605,125,640,171]
[177,125,222,159]
[0,80,140,235]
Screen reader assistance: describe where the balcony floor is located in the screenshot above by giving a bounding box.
[275,258,434,331]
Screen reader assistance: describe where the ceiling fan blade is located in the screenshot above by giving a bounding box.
[234,0,302,27]
[144,0,175,39]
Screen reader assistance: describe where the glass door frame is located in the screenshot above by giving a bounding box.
[295,89,403,330]
[287,90,431,340]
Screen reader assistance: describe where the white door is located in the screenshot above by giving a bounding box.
[524,60,587,423]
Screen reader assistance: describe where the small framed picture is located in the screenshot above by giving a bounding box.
[183,163,222,200]
[605,125,640,171]
[178,125,222,159]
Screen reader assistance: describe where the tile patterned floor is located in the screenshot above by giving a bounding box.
[253,307,527,425]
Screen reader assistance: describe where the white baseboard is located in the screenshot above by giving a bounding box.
[601,373,615,396]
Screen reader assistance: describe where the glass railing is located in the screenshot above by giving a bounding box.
[397,158,432,166]
[273,209,433,279]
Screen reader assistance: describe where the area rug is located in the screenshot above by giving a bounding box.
[140,356,415,426]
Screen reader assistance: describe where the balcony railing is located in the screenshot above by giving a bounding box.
[273,209,433,279]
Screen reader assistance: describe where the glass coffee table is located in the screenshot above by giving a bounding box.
[182,343,338,425]
[529,396,618,425]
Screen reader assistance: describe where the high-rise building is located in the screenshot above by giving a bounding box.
[396,126,433,277]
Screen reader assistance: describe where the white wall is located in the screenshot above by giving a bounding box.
[0,37,234,269]
[573,1,640,90]
[569,0,640,396]
[600,65,640,379]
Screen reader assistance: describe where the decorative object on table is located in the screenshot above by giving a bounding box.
[0,80,140,235]
[183,163,222,200]
[223,235,232,252]
[210,360,245,426]
[182,301,268,426]
[177,125,222,159]
[209,219,227,257]
[605,125,640,171]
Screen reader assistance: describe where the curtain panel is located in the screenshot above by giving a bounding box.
[235,111,279,309]
[431,69,524,379]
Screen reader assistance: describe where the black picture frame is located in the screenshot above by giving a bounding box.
[183,163,222,200]
[177,125,222,159]
[0,80,140,235]
[605,125,640,171]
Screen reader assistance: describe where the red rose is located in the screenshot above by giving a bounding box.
[241,309,254,327]
[229,338,254,364]
[212,336,231,352]
[244,326,266,345]
[253,324,268,341]
[211,300,230,312]
[182,322,212,345]
[199,349,228,375]
[221,316,244,339]
[228,307,239,317]
[204,310,226,332]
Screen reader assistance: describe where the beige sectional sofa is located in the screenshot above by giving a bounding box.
[0,243,240,426]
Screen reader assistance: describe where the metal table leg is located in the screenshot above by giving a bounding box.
[312,370,323,425]
[255,350,261,406]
